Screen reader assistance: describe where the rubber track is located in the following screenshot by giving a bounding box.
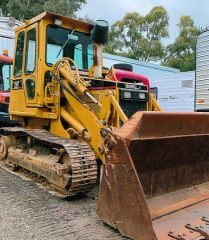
[0,127,97,196]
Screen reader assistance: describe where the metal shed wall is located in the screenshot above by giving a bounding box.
[103,53,180,78]
[195,30,209,111]
[0,17,22,57]
[150,71,195,112]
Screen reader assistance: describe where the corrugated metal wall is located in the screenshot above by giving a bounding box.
[103,53,180,78]
[150,71,195,112]
[0,17,22,57]
[0,37,15,57]
[195,30,209,111]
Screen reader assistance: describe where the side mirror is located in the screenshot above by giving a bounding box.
[68,33,78,41]
[91,20,109,45]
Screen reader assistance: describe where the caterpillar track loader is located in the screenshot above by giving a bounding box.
[1,12,209,240]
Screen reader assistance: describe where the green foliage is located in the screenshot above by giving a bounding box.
[0,0,86,20]
[163,16,200,71]
[104,6,169,62]
[0,1,201,72]
[0,0,9,16]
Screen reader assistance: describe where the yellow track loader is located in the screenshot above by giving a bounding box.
[1,12,209,240]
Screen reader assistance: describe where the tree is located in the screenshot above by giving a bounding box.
[163,16,200,71]
[0,0,86,20]
[104,6,169,62]
[0,0,9,16]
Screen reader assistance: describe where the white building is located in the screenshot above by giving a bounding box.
[0,17,22,57]
[103,53,180,78]
[150,71,195,112]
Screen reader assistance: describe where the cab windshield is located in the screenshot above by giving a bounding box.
[46,25,93,70]
[0,63,12,91]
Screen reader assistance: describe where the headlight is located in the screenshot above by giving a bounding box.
[124,91,131,99]
[139,92,146,100]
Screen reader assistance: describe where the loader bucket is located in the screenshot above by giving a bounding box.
[97,112,209,240]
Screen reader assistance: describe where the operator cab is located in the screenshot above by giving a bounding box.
[11,12,153,122]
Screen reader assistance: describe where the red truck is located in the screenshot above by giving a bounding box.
[109,63,152,117]
[0,51,13,125]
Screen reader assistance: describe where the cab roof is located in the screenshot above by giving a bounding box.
[15,12,94,33]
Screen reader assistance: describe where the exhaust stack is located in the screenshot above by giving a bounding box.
[91,20,109,78]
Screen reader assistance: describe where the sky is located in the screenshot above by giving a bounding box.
[78,0,209,43]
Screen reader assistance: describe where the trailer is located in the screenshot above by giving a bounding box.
[195,30,209,111]
[0,17,22,57]
[150,71,195,112]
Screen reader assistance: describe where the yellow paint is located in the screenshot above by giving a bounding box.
[10,12,161,162]
[147,94,162,111]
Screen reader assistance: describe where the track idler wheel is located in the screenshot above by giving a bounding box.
[0,136,15,160]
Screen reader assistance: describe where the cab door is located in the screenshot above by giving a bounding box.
[23,23,38,106]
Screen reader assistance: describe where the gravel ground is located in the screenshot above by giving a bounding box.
[0,167,128,240]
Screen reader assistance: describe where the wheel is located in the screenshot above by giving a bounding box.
[58,152,72,174]
[0,137,8,160]
[0,136,15,161]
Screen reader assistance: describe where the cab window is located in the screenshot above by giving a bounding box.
[46,25,93,70]
[74,44,83,69]
[87,44,93,69]
[14,31,25,76]
[2,64,12,90]
[25,28,36,74]
[25,79,35,99]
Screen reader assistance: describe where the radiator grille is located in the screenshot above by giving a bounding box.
[120,101,147,118]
